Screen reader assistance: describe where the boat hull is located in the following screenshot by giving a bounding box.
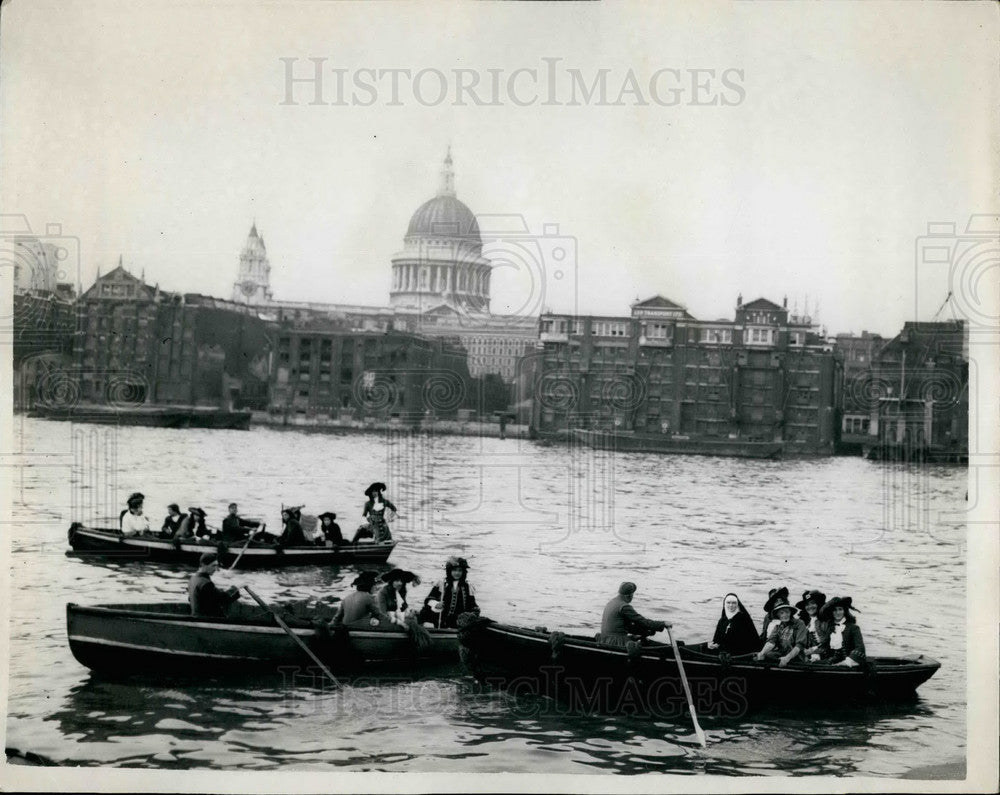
[459,621,940,717]
[67,603,458,675]
[30,404,252,430]
[572,430,783,459]
[67,526,395,567]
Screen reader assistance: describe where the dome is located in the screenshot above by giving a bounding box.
[406,195,481,243]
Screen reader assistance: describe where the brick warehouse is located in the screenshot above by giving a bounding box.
[529,295,841,455]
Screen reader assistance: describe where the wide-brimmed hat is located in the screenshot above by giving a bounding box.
[763,586,790,612]
[768,596,795,619]
[380,568,420,585]
[365,482,387,498]
[352,571,378,590]
[445,556,469,571]
[127,492,145,506]
[318,512,337,521]
[188,507,206,518]
[618,581,637,596]
[795,590,827,611]
[820,596,858,619]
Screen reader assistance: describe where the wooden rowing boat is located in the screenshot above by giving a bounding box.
[457,619,941,717]
[67,602,458,674]
[66,525,395,567]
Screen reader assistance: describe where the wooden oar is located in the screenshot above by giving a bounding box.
[227,523,264,571]
[666,626,707,747]
[244,586,341,689]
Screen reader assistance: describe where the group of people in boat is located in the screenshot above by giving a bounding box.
[187,551,478,632]
[601,582,865,667]
[117,483,397,549]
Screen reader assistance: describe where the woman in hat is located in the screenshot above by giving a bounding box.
[796,590,830,661]
[818,597,866,667]
[176,507,210,540]
[755,594,808,667]
[418,557,479,629]
[331,571,388,627]
[120,492,151,536]
[759,586,790,642]
[375,568,420,626]
[707,593,761,655]
[277,508,308,547]
[361,482,396,544]
[316,512,344,546]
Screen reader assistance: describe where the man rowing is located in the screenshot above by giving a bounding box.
[220,503,261,543]
[188,552,240,617]
[598,581,671,648]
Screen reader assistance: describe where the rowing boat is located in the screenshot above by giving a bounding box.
[457,619,941,717]
[67,602,457,674]
[66,524,395,567]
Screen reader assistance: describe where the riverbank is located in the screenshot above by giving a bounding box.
[250,412,531,439]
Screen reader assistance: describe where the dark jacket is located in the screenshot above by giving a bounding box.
[188,572,239,617]
[161,513,185,536]
[821,621,866,664]
[599,595,665,646]
[712,609,761,655]
[321,521,344,545]
[279,517,307,547]
[332,591,388,626]
[418,578,479,628]
[375,584,408,616]
[221,514,259,542]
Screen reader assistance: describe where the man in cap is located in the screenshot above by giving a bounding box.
[188,552,240,617]
[598,581,671,648]
[330,571,389,627]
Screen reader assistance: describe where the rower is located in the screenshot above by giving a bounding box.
[220,503,260,543]
[188,552,240,617]
[598,582,671,648]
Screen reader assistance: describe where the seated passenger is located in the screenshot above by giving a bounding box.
[331,571,388,627]
[755,595,807,667]
[707,592,761,655]
[796,590,830,661]
[277,508,308,547]
[121,492,151,536]
[174,507,210,541]
[418,556,479,629]
[598,581,670,648]
[760,586,790,642]
[317,512,344,546]
[375,569,420,626]
[188,552,240,616]
[160,504,185,538]
[818,596,866,667]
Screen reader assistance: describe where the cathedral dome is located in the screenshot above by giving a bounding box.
[406,195,481,243]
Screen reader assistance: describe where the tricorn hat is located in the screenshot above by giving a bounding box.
[365,482,388,498]
[318,512,337,521]
[188,506,206,518]
[820,596,858,619]
[352,571,378,590]
[795,590,827,611]
[768,596,795,619]
[763,586,790,612]
[380,568,420,585]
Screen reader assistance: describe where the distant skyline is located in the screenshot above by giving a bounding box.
[3,2,997,339]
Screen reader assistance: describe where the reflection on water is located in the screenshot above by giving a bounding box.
[7,418,966,775]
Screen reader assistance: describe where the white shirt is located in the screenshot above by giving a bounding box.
[121,511,151,536]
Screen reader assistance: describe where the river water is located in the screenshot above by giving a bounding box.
[5,417,967,777]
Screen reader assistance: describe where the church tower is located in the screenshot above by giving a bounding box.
[232,223,273,304]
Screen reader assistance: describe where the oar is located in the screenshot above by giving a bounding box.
[666,626,707,748]
[227,524,264,571]
[244,586,341,689]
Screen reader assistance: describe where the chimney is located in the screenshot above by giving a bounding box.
[783,295,787,308]
[737,293,743,307]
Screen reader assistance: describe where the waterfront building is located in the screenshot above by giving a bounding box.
[530,294,840,455]
[833,330,886,449]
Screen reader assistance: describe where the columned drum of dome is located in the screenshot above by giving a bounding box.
[390,150,492,313]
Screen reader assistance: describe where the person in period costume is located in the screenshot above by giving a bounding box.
[331,572,389,627]
[418,556,480,629]
[277,508,308,547]
[795,589,830,661]
[755,595,808,667]
[188,552,240,617]
[317,512,344,547]
[760,586,790,642]
[707,593,761,655]
[220,503,260,543]
[598,582,671,648]
[375,568,420,626]
[121,492,151,536]
[359,482,396,544]
[160,504,185,538]
[817,596,866,667]
[176,507,211,540]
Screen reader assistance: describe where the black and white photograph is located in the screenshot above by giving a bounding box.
[1,1,997,791]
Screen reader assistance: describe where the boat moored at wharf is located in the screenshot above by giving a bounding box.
[570,429,784,459]
[29,403,252,430]
[67,525,395,567]
[67,602,458,674]
[457,619,941,716]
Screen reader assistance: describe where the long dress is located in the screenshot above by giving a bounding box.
[363,497,396,543]
[712,608,761,655]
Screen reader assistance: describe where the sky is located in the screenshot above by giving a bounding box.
[2,1,997,338]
